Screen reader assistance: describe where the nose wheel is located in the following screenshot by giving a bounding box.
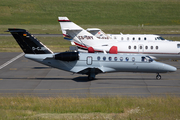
[156,73,161,80]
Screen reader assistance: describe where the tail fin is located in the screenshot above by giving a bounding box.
[58,17,102,50]
[7,28,53,54]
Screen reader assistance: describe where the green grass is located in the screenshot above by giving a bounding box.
[0,96,179,120]
[0,36,71,52]
[0,0,180,26]
[1,25,180,34]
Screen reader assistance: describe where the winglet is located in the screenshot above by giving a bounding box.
[58,17,71,22]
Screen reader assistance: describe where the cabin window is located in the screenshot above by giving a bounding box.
[151,46,153,49]
[103,56,106,61]
[145,46,148,49]
[134,46,137,49]
[138,37,141,40]
[127,37,129,40]
[120,57,123,61]
[156,46,159,49]
[128,46,131,49]
[177,44,180,48]
[109,57,112,61]
[133,37,135,40]
[144,37,146,40]
[126,57,129,61]
[139,46,142,49]
[141,57,147,62]
[97,56,100,61]
[121,37,123,40]
[114,57,117,61]
[114,37,116,39]
[132,57,135,62]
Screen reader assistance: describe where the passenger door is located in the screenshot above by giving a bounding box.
[86,56,93,65]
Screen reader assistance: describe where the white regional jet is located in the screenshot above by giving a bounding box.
[58,17,180,60]
[8,28,176,80]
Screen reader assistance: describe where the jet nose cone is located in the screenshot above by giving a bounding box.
[163,64,177,72]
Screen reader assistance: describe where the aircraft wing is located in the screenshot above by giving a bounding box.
[76,67,102,75]
[72,66,116,75]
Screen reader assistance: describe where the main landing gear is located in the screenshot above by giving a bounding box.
[87,68,96,80]
[88,75,95,80]
[156,73,161,80]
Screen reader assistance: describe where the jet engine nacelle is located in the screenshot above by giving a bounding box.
[54,52,79,61]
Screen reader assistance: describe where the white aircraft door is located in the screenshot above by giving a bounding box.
[138,44,144,53]
[87,56,93,65]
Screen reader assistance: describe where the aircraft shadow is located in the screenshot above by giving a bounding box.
[32,67,52,69]
[72,76,95,82]
[2,77,155,81]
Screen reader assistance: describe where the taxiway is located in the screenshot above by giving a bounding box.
[0,52,180,97]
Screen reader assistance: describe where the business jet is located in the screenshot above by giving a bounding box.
[58,17,180,60]
[7,28,176,80]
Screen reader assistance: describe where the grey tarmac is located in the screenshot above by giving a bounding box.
[0,52,180,97]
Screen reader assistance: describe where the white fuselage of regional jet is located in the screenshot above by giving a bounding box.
[107,34,166,42]
[81,40,180,60]
[86,28,167,42]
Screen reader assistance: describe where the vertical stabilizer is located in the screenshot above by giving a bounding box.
[8,28,53,54]
[58,17,103,50]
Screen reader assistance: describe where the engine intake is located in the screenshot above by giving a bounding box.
[54,52,79,61]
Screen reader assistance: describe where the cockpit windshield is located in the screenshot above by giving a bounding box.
[141,56,153,62]
[156,37,165,40]
[177,44,180,48]
[146,56,153,62]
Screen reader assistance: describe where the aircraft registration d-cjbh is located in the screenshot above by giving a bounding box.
[7,28,176,80]
[58,17,180,60]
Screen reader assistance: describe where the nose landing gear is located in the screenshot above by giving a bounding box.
[156,73,161,80]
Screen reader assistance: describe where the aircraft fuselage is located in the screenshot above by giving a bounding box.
[25,53,176,75]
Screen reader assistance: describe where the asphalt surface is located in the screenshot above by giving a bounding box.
[0,52,180,97]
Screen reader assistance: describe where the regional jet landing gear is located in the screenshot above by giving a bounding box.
[156,73,161,80]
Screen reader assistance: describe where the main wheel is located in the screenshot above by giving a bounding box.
[88,76,94,80]
[156,74,161,80]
